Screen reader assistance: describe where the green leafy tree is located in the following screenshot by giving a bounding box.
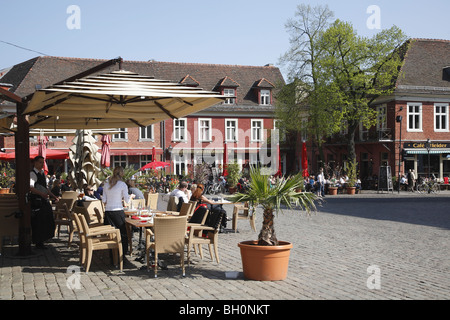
[314,20,408,163]
[277,4,335,162]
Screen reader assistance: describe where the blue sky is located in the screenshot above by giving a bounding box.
[1,0,449,78]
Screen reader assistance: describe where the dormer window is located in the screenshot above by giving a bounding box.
[260,89,271,105]
[253,78,275,106]
[223,88,236,104]
[215,76,239,105]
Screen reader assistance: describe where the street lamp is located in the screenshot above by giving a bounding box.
[425,138,431,180]
[396,107,403,194]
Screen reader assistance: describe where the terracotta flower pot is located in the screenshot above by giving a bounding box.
[238,240,293,281]
[0,188,10,194]
[347,187,356,195]
[328,187,338,195]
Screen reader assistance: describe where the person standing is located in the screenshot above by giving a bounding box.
[317,168,325,197]
[29,156,59,249]
[102,167,134,254]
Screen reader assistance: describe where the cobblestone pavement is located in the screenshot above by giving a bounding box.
[1,191,449,302]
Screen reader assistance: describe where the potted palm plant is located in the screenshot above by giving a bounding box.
[346,160,358,195]
[226,162,241,194]
[228,166,318,281]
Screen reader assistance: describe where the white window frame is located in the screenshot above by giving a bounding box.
[223,88,236,105]
[198,118,212,142]
[251,119,264,142]
[173,118,187,142]
[434,103,449,132]
[49,136,66,141]
[225,118,238,142]
[139,125,154,141]
[260,89,271,105]
[274,119,285,142]
[173,154,187,176]
[112,128,128,141]
[407,103,422,132]
[376,105,387,131]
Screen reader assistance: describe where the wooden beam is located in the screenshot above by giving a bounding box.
[0,86,22,103]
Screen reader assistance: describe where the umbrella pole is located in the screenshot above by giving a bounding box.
[16,101,33,256]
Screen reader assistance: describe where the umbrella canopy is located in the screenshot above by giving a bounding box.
[140,161,170,171]
[37,135,49,174]
[0,146,69,160]
[223,143,228,176]
[274,144,282,177]
[101,134,111,168]
[301,142,309,177]
[24,70,226,129]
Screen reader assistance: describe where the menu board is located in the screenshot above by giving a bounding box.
[378,166,393,192]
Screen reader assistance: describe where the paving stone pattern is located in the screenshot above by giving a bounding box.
[1,191,449,300]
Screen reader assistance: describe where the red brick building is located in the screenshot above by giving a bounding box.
[0,57,286,176]
[308,39,450,185]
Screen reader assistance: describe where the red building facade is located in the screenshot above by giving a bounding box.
[0,57,286,177]
[306,39,450,185]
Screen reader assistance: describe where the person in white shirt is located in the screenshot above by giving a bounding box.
[102,166,134,254]
[317,168,325,197]
[169,181,190,211]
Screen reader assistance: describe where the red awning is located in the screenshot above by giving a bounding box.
[109,148,163,156]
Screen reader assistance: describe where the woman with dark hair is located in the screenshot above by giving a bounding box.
[190,184,216,206]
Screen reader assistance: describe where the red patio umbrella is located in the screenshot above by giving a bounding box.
[0,146,69,160]
[301,142,309,177]
[38,136,49,174]
[100,134,111,168]
[152,146,156,161]
[274,144,282,177]
[140,161,170,171]
[223,143,228,176]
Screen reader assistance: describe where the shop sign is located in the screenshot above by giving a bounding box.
[404,142,450,149]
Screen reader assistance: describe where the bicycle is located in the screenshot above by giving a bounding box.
[416,178,440,194]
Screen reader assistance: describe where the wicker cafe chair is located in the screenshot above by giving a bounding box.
[53,201,76,246]
[185,209,223,266]
[73,205,104,227]
[82,200,105,224]
[71,212,123,273]
[0,194,19,254]
[232,201,256,232]
[166,202,193,216]
[144,192,159,210]
[130,198,146,209]
[145,215,188,277]
[53,198,77,245]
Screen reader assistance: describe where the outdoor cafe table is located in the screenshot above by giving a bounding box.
[124,210,176,255]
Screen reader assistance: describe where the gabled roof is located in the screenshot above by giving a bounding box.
[216,76,240,88]
[179,74,200,87]
[253,78,275,89]
[0,56,285,109]
[395,38,450,95]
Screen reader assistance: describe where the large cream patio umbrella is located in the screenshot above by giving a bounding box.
[10,63,227,255]
[24,70,226,129]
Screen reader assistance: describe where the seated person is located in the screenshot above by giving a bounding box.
[170,181,190,211]
[128,179,144,199]
[83,185,98,201]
